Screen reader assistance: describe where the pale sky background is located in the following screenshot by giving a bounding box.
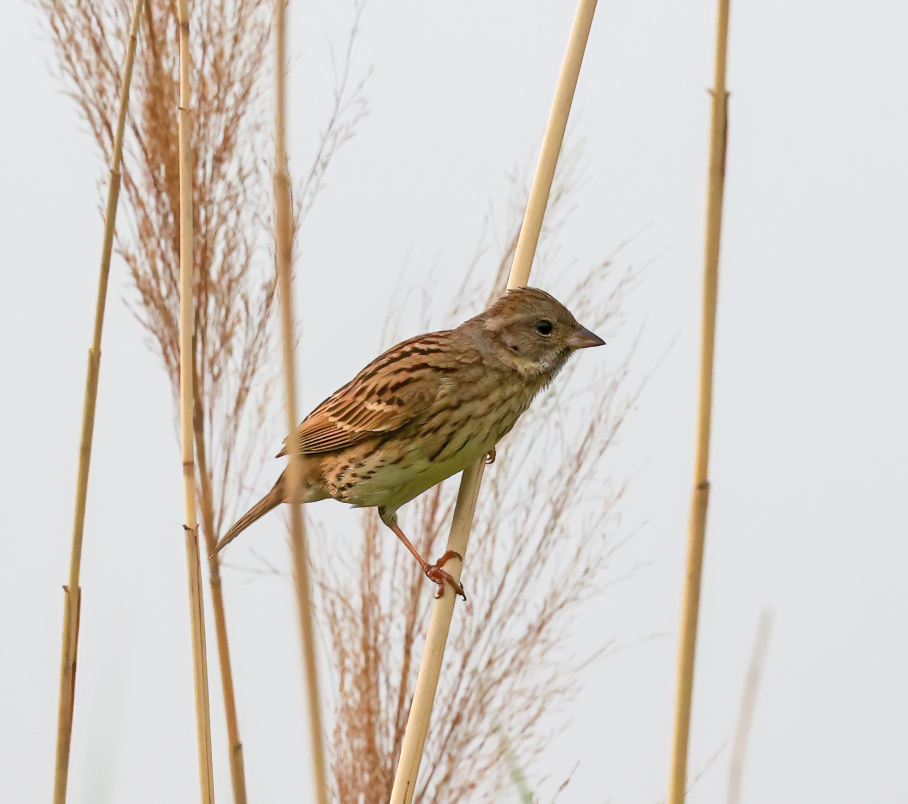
[2,1,907,803]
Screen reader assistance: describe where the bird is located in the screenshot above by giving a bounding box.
[211,286,605,599]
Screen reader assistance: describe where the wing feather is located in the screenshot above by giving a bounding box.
[276,331,459,456]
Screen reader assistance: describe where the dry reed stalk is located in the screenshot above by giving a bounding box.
[507,0,598,291]
[319,145,640,802]
[728,610,773,804]
[52,2,146,801]
[40,1,366,799]
[176,0,215,799]
[41,0,367,792]
[667,1,730,802]
[193,363,248,804]
[388,2,599,800]
[273,0,329,801]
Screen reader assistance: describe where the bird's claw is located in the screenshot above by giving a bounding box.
[425,550,466,600]
[485,447,496,465]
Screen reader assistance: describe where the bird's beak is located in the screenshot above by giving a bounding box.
[566,324,605,349]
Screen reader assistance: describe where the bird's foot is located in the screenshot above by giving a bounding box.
[425,550,466,600]
[485,447,496,465]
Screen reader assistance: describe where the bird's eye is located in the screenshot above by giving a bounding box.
[535,319,553,335]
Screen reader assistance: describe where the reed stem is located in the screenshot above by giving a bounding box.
[507,0,598,291]
[388,2,599,801]
[53,1,146,800]
[667,2,730,802]
[193,362,248,804]
[728,610,773,804]
[177,0,216,799]
[273,0,329,800]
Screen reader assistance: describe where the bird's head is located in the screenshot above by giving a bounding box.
[470,287,605,379]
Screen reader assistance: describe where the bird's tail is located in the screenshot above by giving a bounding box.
[211,483,283,557]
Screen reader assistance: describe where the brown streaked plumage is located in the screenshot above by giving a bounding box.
[212,287,604,598]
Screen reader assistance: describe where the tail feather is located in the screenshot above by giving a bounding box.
[211,485,283,557]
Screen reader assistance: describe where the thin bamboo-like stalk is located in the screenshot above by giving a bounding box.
[389,2,598,801]
[193,363,248,804]
[273,0,329,801]
[52,1,146,800]
[667,2,730,803]
[176,0,215,800]
[507,0,598,291]
[728,609,773,804]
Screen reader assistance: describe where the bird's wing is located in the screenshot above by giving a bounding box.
[276,330,460,456]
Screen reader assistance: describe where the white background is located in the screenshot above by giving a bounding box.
[1,1,906,802]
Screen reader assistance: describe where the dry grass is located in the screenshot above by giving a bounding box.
[40,0,370,529]
[38,5,276,798]
[668,1,730,801]
[39,0,277,532]
[50,1,146,800]
[313,151,644,803]
[728,610,773,804]
[40,0,636,797]
[39,0,369,799]
[272,0,331,798]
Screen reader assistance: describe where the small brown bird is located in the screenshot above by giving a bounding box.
[212,287,604,598]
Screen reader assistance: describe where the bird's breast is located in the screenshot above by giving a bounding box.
[320,364,538,511]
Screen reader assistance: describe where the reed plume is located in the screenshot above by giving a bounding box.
[314,152,643,803]
[38,0,370,798]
